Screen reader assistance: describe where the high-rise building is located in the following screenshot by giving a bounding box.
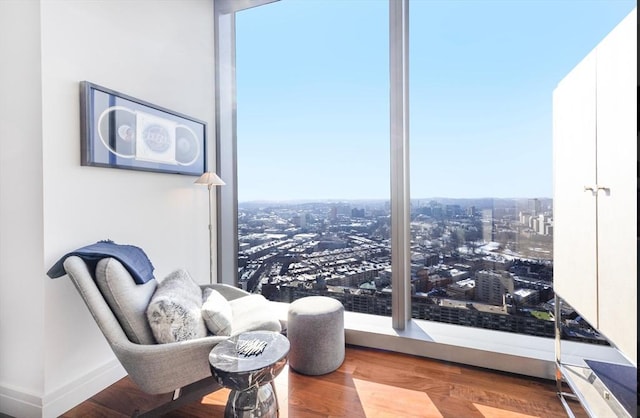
[537,214,546,234]
[528,198,541,216]
[475,270,515,305]
[481,209,494,242]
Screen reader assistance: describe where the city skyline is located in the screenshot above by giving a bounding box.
[234,198,606,343]
[235,0,635,202]
[237,196,554,215]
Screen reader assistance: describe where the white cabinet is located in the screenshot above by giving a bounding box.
[553,9,636,365]
[553,9,637,417]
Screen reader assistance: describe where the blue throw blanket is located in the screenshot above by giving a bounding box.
[47,240,155,284]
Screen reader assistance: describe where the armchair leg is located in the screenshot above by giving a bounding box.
[132,376,222,418]
[172,387,181,401]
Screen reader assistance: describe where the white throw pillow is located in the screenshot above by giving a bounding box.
[201,288,233,336]
[146,269,207,343]
[229,294,282,335]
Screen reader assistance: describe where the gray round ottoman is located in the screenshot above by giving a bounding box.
[287,296,345,375]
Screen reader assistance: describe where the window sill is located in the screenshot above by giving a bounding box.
[269,301,630,380]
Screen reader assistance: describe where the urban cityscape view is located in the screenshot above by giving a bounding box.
[236,197,605,344]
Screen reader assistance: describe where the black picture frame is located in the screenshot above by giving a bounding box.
[80,81,206,176]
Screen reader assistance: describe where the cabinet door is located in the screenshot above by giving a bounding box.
[552,50,598,326]
[594,9,637,365]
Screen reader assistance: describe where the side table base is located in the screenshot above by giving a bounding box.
[225,382,279,418]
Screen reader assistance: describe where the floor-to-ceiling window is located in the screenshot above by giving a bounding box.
[233,1,394,318]
[216,0,636,342]
[407,0,636,343]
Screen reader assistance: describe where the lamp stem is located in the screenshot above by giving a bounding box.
[208,184,214,284]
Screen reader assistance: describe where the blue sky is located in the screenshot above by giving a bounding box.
[235,0,636,202]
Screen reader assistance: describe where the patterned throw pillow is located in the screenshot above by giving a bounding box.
[146,269,207,343]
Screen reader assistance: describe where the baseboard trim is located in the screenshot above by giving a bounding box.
[0,359,126,418]
[0,384,42,418]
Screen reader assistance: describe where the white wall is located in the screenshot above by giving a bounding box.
[0,1,216,416]
[0,1,46,416]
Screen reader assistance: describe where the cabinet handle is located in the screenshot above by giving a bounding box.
[583,185,610,195]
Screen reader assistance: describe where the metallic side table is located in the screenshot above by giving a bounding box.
[209,330,290,418]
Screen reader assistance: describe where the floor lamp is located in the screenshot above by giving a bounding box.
[194,172,226,284]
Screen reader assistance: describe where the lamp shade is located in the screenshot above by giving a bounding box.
[194,172,226,186]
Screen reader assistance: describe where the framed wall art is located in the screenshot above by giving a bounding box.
[80,81,206,176]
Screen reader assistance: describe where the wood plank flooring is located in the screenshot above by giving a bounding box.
[61,345,586,418]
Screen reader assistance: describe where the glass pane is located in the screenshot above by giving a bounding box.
[409,0,635,342]
[236,1,391,316]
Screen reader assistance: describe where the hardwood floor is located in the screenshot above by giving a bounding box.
[61,345,585,418]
